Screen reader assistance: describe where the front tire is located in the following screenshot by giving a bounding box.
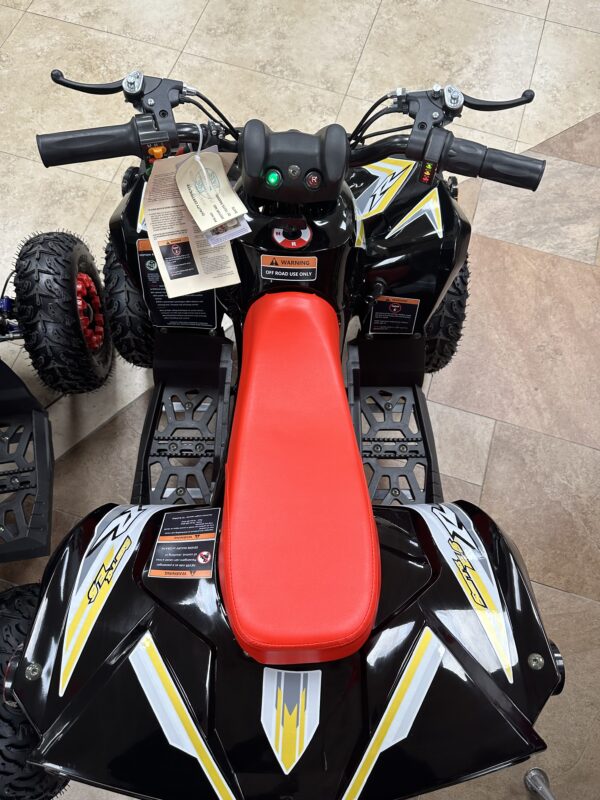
[14,232,113,393]
[0,584,68,799]
[103,238,154,368]
[424,260,469,373]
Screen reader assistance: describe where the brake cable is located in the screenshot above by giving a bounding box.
[183,88,239,139]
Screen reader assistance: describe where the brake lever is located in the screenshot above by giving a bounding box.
[462,89,535,112]
[51,69,123,95]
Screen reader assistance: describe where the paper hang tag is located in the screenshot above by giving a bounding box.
[176,151,248,233]
[144,152,240,299]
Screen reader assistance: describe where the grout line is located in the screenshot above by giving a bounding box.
[428,395,600,455]
[340,0,383,99]
[177,0,210,61]
[464,0,548,21]
[543,16,600,35]
[478,420,497,503]
[471,229,600,271]
[0,148,116,184]
[0,6,23,47]
[532,578,600,606]
[515,18,546,143]
[23,9,181,53]
[177,48,347,102]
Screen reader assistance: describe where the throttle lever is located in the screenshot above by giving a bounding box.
[462,89,535,111]
[51,69,123,95]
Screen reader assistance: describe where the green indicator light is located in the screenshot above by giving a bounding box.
[265,168,282,188]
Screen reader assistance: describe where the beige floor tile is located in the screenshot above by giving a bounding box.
[481,422,600,600]
[428,401,495,484]
[469,0,549,16]
[49,356,152,460]
[0,4,21,43]
[28,0,208,48]
[440,473,482,504]
[428,583,600,799]
[349,0,543,140]
[473,152,600,264]
[0,14,178,181]
[184,0,380,94]
[0,507,79,584]
[115,388,152,434]
[429,236,600,449]
[547,0,600,33]
[521,22,600,144]
[1,341,22,369]
[83,181,123,266]
[66,785,127,799]
[456,177,482,222]
[173,52,344,133]
[0,0,30,10]
[533,112,600,168]
[0,152,108,279]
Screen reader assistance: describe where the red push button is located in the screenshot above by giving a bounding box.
[305,171,322,190]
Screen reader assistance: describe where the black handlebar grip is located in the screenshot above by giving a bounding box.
[480,147,545,191]
[36,119,143,167]
[441,137,487,178]
[441,136,545,190]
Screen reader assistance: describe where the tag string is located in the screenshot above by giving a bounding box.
[194,123,216,198]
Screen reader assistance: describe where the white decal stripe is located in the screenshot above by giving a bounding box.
[130,632,236,800]
[381,632,444,750]
[342,627,444,800]
[60,505,164,696]
[413,503,517,683]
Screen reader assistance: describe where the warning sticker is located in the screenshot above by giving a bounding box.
[138,239,217,329]
[148,507,220,579]
[260,255,317,282]
[369,296,420,335]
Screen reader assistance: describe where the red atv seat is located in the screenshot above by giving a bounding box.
[220,292,380,665]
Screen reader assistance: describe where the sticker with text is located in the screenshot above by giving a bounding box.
[260,254,317,282]
[148,507,220,579]
[369,295,420,335]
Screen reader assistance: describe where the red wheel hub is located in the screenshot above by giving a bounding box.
[76,272,104,353]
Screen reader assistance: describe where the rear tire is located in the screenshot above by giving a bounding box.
[103,238,154,368]
[424,260,469,373]
[14,232,113,393]
[0,584,68,800]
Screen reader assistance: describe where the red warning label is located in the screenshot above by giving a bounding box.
[260,255,317,282]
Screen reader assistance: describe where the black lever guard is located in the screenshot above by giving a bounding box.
[462,89,534,112]
[51,69,123,95]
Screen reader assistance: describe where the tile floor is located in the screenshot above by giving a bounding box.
[0,1,599,798]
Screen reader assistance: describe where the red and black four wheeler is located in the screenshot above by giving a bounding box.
[0,68,563,800]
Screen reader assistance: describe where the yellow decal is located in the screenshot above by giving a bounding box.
[343,627,444,800]
[130,633,235,799]
[87,538,132,604]
[261,668,321,774]
[61,537,133,693]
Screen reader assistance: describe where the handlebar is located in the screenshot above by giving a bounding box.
[37,119,142,167]
[36,113,545,192]
[348,133,544,191]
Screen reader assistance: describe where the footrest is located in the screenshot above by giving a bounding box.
[132,341,232,506]
[0,359,53,561]
[360,385,442,506]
